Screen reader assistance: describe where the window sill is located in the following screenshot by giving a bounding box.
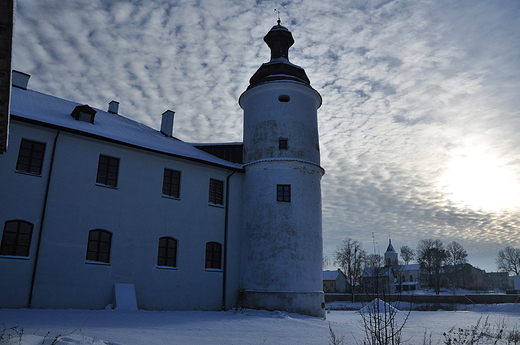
[95,183,118,190]
[0,255,30,260]
[85,260,111,266]
[208,203,224,208]
[15,170,42,177]
[156,265,179,270]
[161,195,180,201]
[205,268,223,272]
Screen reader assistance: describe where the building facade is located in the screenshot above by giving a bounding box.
[0,24,325,317]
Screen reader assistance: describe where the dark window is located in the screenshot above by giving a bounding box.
[0,220,33,257]
[277,184,291,202]
[96,155,119,187]
[162,169,181,198]
[157,237,178,267]
[205,241,222,269]
[208,179,224,205]
[410,275,413,281]
[279,139,288,150]
[278,94,290,102]
[86,229,112,263]
[16,139,46,175]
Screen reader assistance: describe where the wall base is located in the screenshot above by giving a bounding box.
[241,290,325,318]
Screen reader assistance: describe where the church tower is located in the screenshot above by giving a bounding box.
[239,22,325,317]
[384,239,398,267]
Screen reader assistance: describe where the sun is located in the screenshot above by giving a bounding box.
[439,152,520,212]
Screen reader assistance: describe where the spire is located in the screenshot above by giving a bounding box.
[247,23,310,89]
[386,239,396,253]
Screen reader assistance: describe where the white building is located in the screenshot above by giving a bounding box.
[0,23,325,317]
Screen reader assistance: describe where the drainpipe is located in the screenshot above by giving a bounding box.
[222,169,236,310]
[28,130,60,307]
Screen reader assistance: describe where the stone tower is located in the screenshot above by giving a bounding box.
[239,23,325,318]
[384,239,398,267]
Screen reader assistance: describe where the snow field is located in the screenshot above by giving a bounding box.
[1,304,519,344]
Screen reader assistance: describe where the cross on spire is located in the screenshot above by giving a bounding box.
[274,8,281,25]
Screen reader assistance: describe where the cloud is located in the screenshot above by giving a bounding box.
[12,0,520,271]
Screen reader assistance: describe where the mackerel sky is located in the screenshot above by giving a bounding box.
[12,0,520,271]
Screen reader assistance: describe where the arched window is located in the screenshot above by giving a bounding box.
[86,229,112,263]
[0,220,33,257]
[205,242,222,269]
[402,275,406,282]
[157,237,177,267]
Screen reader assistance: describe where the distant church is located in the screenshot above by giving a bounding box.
[0,23,325,317]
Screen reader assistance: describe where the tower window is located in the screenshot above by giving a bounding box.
[16,139,46,175]
[86,229,112,263]
[277,184,291,202]
[0,220,33,257]
[162,168,181,198]
[278,94,290,102]
[205,241,222,269]
[278,138,288,150]
[209,178,224,205]
[96,155,119,188]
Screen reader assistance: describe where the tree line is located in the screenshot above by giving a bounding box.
[330,237,520,294]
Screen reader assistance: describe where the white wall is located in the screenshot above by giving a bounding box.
[1,120,243,310]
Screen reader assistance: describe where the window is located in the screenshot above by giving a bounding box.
[0,220,33,257]
[208,179,224,205]
[162,169,181,198]
[277,184,291,202]
[86,229,112,263]
[157,237,177,267]
[16,139,46,175]
[96,155,119,187]
[278,138,288,150]
[205,241,222,269]
[410,275,413,281]
[71,104,96,124]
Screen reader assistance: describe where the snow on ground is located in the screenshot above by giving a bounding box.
[1,304,520,344]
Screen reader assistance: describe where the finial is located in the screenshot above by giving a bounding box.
[274,8,281,25]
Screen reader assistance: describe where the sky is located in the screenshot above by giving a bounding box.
[11,0,520,272]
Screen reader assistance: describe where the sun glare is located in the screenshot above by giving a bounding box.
[440,153,520,212]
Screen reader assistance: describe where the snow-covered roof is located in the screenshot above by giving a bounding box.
[362,267,393,278]
[323,270,343,281]
[399,264,421,271]
[10,87,243,170]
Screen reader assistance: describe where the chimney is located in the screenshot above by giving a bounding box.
[161,110,175,137]
[108,100,119,114]
[12,71,30,90]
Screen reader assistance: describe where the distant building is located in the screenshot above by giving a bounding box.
[396,264,422,291]
[483,271,511,291]
[323,269,349,293]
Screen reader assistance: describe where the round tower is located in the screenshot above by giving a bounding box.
[239,23,324,318]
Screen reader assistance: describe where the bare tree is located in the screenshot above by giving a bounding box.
[445,241,468,288]
[416,239,448,294]
[399,246,415,266]
[333,237,366,298]
[323,255,331,270]
[496,246,520,275]
[365,253,384,268]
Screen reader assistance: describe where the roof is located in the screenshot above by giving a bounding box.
[385,239,396,253]
[10,87,243,170]
[398,264,421,271]
[323,270,342,281]
[362,267,393,278]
